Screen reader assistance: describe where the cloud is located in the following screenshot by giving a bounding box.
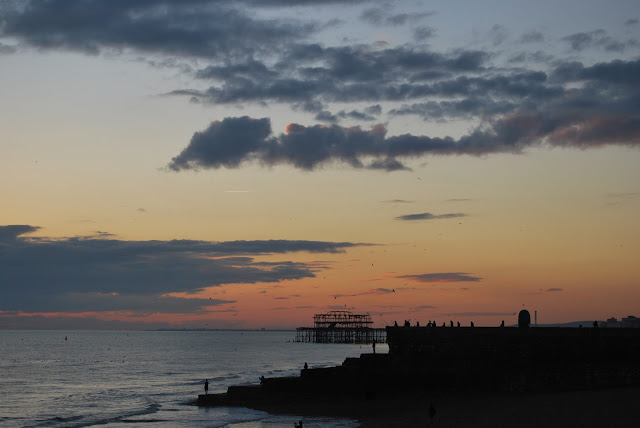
[389,98,517,121]
[398,272,482,283]
[0,225,365,314]
[315,104,382,123]
[334,287,397,298]
[179,45,491,106]
[0,42,16,54]
[562,29,636,52]
[361,7,434,26]
[0,225,40,241]
[3,2,639,172]
[534,287,564,294]
[395,212,466,221]
[414,26,436,42]
[168,53,640,172]
[0,0,312,58]
[520,30,544,44]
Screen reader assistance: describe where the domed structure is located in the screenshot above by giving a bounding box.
[518,309,531,328]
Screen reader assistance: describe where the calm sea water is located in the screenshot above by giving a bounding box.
[0,330,383,428]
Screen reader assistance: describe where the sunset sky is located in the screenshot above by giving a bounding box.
[1,0,639,330]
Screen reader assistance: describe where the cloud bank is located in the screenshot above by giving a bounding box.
[1,1,638,172]
[0,225,364,314]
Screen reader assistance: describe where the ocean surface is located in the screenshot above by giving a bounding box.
[0,330,384,428]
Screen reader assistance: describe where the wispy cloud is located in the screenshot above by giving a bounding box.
[333,287,397,299]
[398,272,482,283]
[382,199,415,203]
[531,287,564,294]
[395,212,466,221]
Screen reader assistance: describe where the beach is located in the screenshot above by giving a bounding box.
[244,385,640,427]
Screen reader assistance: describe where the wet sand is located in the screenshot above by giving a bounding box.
[250,385,640,427]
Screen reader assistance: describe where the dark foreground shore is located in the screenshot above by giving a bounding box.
[243,385,640,427]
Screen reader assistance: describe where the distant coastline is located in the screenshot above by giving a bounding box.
[150,328,296,332]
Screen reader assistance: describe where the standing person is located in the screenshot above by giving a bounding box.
[372,339,376,354]
[204,379,209,395]
[428,403,437,424]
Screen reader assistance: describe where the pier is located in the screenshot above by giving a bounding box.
[294,310,386,344]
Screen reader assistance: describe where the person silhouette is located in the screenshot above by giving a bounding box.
[304,362,308,370]
[500,320,505,327]
[428,403,436,424]
[204,379,209,395]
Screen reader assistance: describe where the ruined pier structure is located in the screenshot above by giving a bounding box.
[294,310,386,344]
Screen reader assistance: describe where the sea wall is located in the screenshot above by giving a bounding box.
[197,326,640,407]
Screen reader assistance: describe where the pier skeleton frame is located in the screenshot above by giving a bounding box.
[295,310,387,344]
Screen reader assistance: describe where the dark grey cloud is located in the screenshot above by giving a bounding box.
[395,213,466,221]
[520,30,544,44]
[0,225,40,241]
[0,0,312,58]
[169,59,640,171]
[398,272,482,283]
[562,29,637,52]
[414,26,436,42]
[315,104,382,123]
[3,2,638,173]
[0,225,364,313]
[389,98,516,121]
[183,45,490,105]
[361,7,434,26]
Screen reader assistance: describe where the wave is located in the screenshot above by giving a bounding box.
[28,402,161,428]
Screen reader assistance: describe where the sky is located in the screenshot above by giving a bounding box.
[1,0,639,330]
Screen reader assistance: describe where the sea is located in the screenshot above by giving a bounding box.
[0,330,383,428]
